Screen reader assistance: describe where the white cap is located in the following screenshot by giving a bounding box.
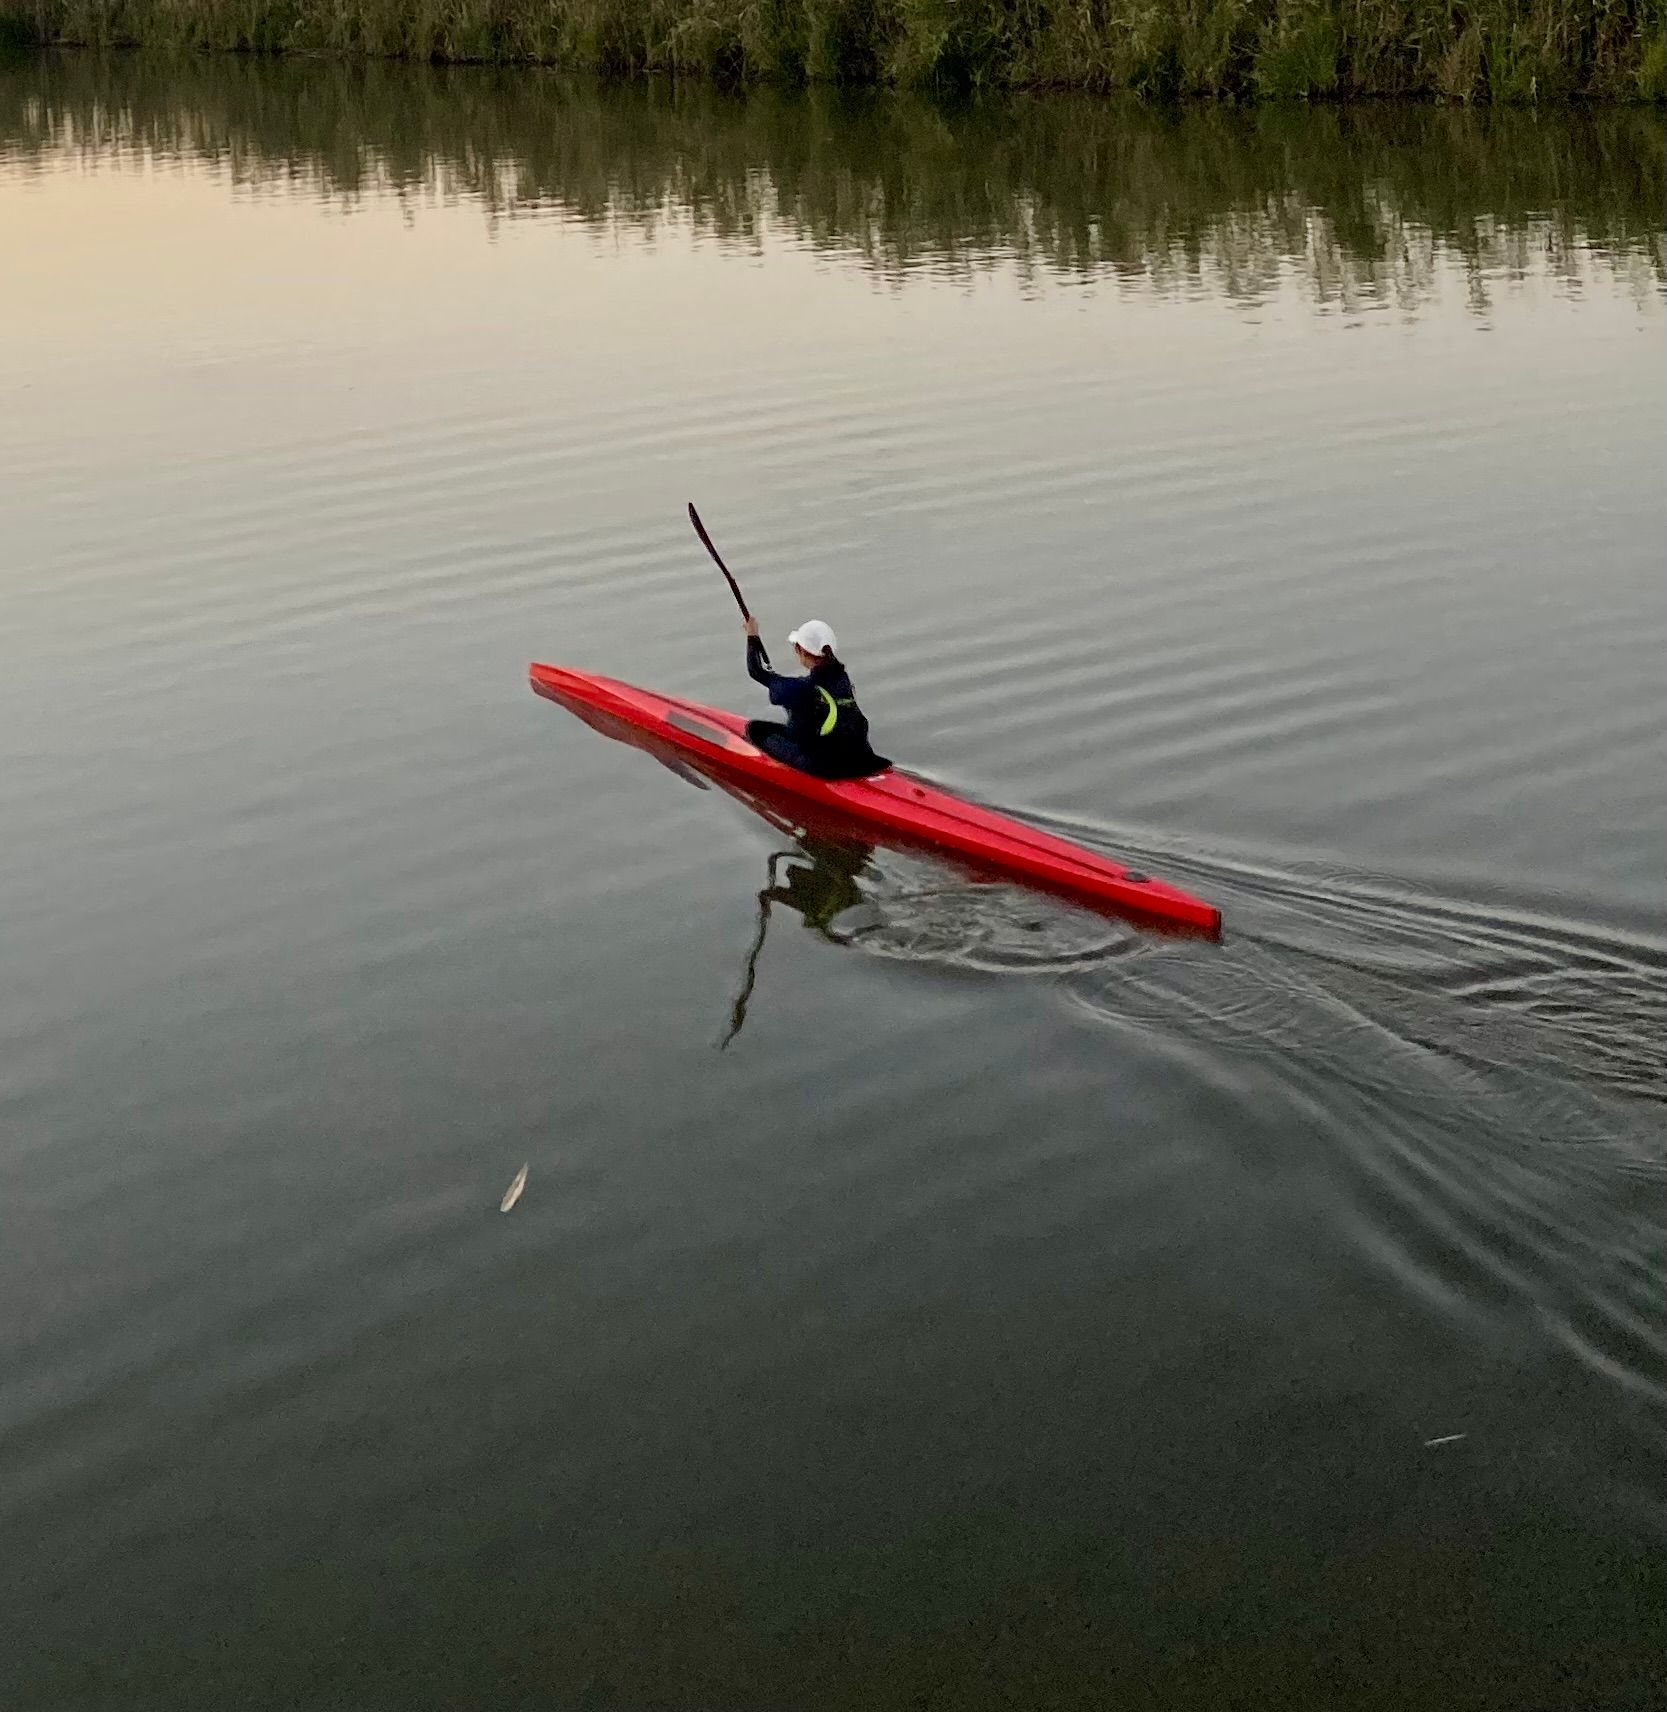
[787,618,837,656]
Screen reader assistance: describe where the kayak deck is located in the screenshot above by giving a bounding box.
[529,663,1221,936]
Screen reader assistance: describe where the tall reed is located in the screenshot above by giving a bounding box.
[6,0,1664,99]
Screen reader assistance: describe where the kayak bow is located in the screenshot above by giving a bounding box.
[529,663,1221,936]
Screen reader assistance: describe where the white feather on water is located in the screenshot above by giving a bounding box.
[500,1164,529,1213]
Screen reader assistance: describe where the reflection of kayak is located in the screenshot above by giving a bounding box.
[530,664,1222,936]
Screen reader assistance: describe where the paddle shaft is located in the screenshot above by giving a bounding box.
[688,504,769,665]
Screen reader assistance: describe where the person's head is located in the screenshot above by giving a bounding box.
[787,618,838,669]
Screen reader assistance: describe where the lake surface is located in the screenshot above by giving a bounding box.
[2,51,1663,1709]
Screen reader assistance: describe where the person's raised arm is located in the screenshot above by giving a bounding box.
[744,616,810,709]
[745,616,776,688]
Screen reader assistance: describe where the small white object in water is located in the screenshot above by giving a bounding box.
[1423,1433,1467,1447]
[500,1164,529,1213]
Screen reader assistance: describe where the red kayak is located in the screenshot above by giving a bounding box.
[530,663,1221,936]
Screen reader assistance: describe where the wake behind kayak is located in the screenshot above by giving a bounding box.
[530,663,1222,937]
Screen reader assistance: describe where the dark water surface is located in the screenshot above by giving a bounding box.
[3,53,1664,1710]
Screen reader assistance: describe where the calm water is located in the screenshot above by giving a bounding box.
[3,52,1664,1709]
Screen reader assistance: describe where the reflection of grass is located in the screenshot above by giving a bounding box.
[5,0,1664,99]
[1,50,1662,303]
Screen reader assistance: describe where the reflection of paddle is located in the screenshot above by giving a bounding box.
[688,502,769,667]
[718,836,879,1050]
[719,852,788,1051]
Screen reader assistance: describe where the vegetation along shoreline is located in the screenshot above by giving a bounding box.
[2,0,1663,102]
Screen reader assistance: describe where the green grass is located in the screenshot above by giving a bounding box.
[3,0,1663,98]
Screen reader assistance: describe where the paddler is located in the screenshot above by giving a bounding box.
[743,616,886,779]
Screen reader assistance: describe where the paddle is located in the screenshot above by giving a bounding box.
[688,502,768,666]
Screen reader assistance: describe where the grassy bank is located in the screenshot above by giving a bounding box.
[5,0,1664,100]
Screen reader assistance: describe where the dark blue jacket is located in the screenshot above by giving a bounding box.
[746,638,884,778]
